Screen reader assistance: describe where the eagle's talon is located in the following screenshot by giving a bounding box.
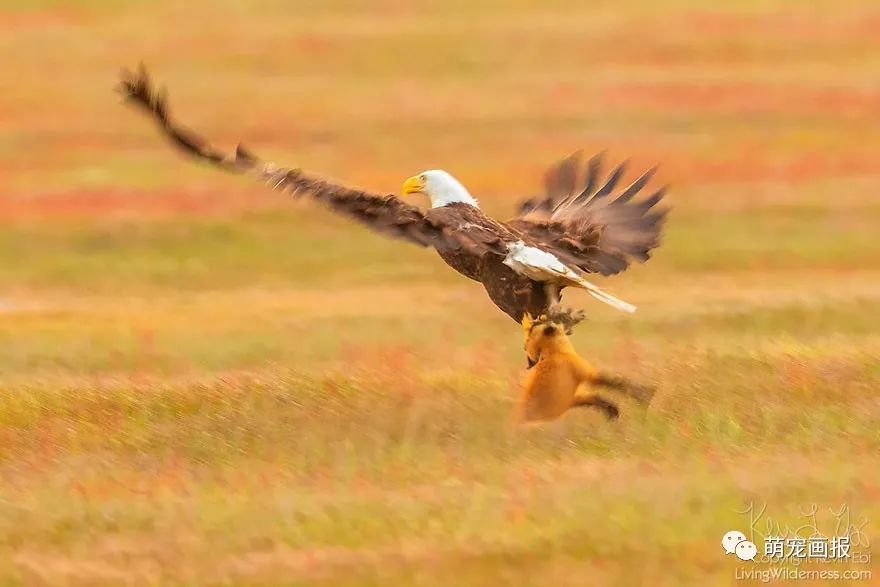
[543,305,586,334]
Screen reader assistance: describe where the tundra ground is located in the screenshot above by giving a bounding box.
[1,1,879,585]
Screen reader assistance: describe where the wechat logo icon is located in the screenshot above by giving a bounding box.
[722,530,757,561]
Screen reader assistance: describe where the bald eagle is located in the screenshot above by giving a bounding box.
[118,66,667,324]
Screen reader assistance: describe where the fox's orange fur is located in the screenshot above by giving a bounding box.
[517,313,654,423]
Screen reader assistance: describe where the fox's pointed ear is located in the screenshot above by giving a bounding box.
[521,313,534,332]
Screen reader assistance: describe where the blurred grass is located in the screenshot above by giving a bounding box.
[1,0,879,585]
[1,204,879,293]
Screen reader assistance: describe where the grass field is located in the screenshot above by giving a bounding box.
[1,1,879,585]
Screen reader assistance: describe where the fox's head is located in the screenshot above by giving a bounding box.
[521,313,575,367]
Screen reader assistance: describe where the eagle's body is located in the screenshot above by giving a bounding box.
[428,203,502,281]
[118,67,667,324]
[427,202,550,320]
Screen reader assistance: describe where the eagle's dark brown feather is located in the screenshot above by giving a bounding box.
[117,66,511,259]
[119,65,238,171]
[541,150,581,212]
[510,151,667,276]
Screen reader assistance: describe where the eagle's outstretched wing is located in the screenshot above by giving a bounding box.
[117,65,509,256]
[508,151,667,276]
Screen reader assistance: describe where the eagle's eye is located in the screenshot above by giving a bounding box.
[419,174,427,183]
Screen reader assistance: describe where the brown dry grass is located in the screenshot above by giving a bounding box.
[0,0,879,585]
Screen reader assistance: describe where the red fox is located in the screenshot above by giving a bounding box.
[517,313,654,423]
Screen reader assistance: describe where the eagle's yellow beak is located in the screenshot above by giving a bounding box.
[402,175,425,196]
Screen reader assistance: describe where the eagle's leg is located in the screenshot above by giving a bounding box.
[545,283,561,309]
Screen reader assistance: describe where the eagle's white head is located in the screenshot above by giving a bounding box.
[402,170,479,209]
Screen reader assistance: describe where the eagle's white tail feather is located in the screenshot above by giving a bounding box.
[572,276,637,313]
[503,240,637,313]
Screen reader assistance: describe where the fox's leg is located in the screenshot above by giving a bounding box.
[571,395,619,420]
[569,356,600,386]
[568,353,655,405]
[593,373,656,405]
